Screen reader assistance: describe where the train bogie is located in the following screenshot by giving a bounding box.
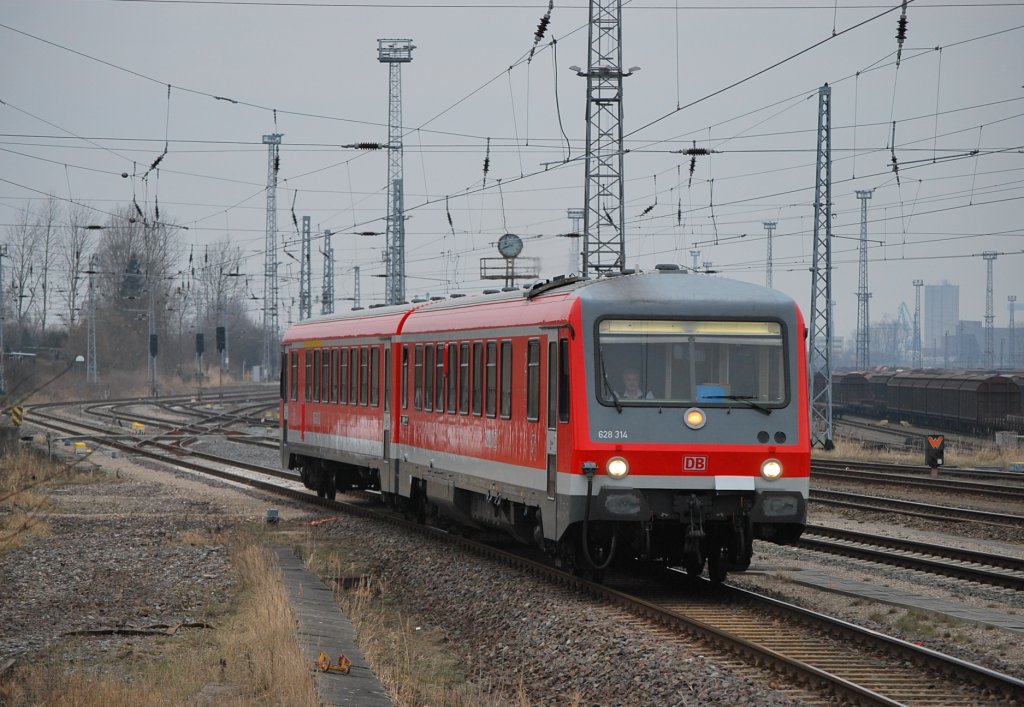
[280,271,810,581]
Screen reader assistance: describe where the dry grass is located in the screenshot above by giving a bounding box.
[818,436,1022,469]
[0,538,319,706]
[0,446,77,553]
[302,532,545,707]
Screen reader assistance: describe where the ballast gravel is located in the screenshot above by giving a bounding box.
[5,433,1022,704]
[0,446,806,706]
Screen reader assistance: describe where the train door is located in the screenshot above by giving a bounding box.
[382,343,391,463]
[282,350,294,447]
[546,339,558,499]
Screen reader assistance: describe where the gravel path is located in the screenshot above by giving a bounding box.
[0,448,325,674]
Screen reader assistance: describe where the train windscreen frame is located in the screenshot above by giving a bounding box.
[595,319,789,408]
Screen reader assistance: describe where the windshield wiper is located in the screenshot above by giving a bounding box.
[702,394,771,416]
[597,345,622,414]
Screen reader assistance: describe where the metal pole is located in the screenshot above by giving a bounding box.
[912,279,924,368]
[378,39,415,305]
[262,132,283,380]
[580,0,632,277]
[0,245,6,396]
[808,84,834,450]
[762,221,776,288]
[321,229,334,315]
[983,251,997,369]
[299,215,311,320]
[1009,295,1017,369]
[148,269,158,398]
[855,189,873,369]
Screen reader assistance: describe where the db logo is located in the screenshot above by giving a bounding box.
[682,456,708,472]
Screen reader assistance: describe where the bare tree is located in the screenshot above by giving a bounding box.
[93,207,182,373]
[35,196,60,338]
[59,202,94,329]
[5,203,40,348]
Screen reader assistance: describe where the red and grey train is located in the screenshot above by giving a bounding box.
[280,267,809,580]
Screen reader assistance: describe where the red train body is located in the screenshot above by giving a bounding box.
[280,270,809,580]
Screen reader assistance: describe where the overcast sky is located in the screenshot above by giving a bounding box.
[2,0,1022,342]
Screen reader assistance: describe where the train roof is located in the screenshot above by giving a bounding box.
[282,270,800,343]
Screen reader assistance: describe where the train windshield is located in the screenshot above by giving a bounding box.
[597,319,787,407]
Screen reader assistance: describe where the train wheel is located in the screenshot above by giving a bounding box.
[324,473,337,501]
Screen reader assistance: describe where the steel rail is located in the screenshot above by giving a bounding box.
[798,525,1024,591]
[810,489,1024,527]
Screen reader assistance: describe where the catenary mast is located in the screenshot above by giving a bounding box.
[262,133,282,379]
[808,84,834,450]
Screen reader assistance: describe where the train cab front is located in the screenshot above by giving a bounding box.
[574,314,809,581]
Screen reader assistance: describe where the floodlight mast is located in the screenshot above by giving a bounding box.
[912,279,924,368]
[855,189,873,369]
[378,39,414,305]
[983,251,998,369]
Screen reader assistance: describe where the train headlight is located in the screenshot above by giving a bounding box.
[607,456,630,479]
[684,407,706,430]
[760,458,783,480]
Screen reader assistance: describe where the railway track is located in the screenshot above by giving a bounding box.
[76,395,279,450]
[617,577,1020,706]
[798,525,1024,591]
[810,488,1024,527]
[812,460,1024,502]
[834,418,979,453]
[19,405,1024,705]
[815,457,1024,483]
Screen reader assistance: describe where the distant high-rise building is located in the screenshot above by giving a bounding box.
[925,281,959,358]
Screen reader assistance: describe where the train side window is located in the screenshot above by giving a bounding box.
[435,344,446,412]
[402,345,409,409]
[290,350,298,401]
[321,349,330,402]
[370,347,380,406]
[340,348,349,404]
[350,347,359,405]
[312,349,321,402]
[486,341,497,418]
[527,338,540,422]
[447,343,458,414]
[424,344,434,412]
[559,338,571,423]
[360,347,369,405]
[305,350,313,401]
[459,343,470,414]
[414,344,423,410]
[330,349,338,403]
[472,342,484,416]
[500,341,512,419]
[547,341,557,430]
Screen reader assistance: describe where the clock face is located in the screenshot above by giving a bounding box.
[497,233,523,258]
